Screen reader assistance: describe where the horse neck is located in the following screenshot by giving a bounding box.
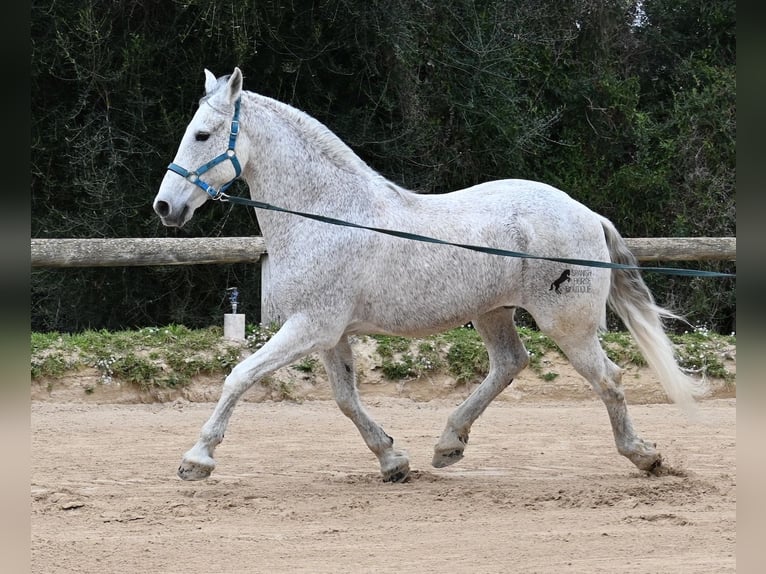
[238,92,406,238]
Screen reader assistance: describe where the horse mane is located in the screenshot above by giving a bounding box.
[246,91,387,180]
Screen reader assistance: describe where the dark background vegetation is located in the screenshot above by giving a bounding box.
[31,0,735,333]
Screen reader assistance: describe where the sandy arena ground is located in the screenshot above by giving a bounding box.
[31,361,735,574]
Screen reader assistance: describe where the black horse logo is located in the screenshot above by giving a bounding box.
[549,269,571,293]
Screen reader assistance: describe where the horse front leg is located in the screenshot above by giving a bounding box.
[320,336,410,482]
[177,316,323,480]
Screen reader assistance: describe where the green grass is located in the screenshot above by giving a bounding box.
[670,327,736,380]
[31,325,243,389]
[600,331,647,367]
[292,356,319,373]
[369,334,444,380]
[443,329,489,385]
[31,324,736,394]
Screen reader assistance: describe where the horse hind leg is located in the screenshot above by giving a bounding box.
[320,336,410,482]
[552,333,663,473]
[433,307,529,468]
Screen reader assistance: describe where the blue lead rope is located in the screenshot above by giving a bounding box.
[219,192,735,278]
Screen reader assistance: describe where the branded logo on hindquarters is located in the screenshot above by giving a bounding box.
[549,268,591,294]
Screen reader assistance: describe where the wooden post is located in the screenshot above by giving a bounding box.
[259,253,282,327]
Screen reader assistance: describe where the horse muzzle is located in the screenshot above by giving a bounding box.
[153,199,190,228]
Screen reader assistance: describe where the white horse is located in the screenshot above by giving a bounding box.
[154,68,706,482]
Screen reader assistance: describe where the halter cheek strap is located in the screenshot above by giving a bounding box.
[167,97,242,200]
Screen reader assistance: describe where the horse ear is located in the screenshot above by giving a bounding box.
[204,69,217,95]
[226,67,243,103]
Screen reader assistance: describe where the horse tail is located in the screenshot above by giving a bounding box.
[600,217,708,417]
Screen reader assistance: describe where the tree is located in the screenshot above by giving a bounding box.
[31,0,735,332]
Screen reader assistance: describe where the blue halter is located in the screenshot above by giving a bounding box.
[166,97,242,200]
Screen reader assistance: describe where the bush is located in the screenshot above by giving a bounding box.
[31,0,735,333]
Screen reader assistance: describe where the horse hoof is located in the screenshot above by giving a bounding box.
[625,440,663,474]
[640,453,664,475]
[431,447,464,468]
[381,451,410,483]
[177,455,216,481]
[383,469,409,483]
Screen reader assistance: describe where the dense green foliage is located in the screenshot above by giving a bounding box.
[31,0,735,333]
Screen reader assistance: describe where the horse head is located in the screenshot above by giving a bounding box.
[153,68,246,227]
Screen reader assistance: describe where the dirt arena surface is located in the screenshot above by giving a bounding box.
[31,366,735,574]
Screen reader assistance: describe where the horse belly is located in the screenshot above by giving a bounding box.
[351,248,523,336]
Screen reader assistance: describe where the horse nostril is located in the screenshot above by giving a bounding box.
[154,200,171,218]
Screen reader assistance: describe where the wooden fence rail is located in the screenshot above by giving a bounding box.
[31,236,735,268]
[31,237,267,268]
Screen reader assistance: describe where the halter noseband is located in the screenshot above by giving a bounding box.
[166,97,242,200]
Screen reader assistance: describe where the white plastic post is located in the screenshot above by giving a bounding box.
[223,313,246,341]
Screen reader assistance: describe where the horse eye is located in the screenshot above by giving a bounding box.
[195,132,210,142]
